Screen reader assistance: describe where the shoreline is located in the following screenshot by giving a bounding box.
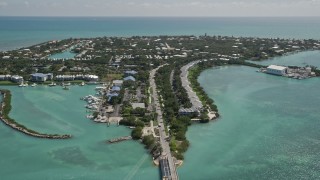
[0,89,72,139]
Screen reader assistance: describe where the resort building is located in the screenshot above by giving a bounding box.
[55,74,99,82]
[83,75,99,82]
[267,65,287,76]
[0,75,11,81]
[56,75,75,81]
[31,73,53,82]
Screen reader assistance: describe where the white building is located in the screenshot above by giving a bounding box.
[11,75,23,83]
[267,65,287,76]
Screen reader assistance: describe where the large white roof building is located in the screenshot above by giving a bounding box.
[267,65,287,76]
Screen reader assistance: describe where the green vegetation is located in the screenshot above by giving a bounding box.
[155,65,193,160]
[0,81,18,86]
[131,126,143,139]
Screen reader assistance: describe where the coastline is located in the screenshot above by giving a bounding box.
[0,89,72,139]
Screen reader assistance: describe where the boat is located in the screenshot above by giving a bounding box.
[31,83,37,87]
[80,82,85,86]
[63,86,70,90]
[18,80,28,87]
[95,86,106,90]
[64,82,71,86]
[48,82,56,87]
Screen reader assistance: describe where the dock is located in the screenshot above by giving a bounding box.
[107,136,132,143]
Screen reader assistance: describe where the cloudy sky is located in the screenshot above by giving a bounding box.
[0,0,319,16]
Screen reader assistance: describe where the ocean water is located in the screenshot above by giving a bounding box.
[179,65,320,179]
[1,17,320,51]
[248,50,320,68]
[0,86,158,180]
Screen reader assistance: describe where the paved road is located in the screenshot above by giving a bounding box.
[180,60,203,110]
[149,64,178,180]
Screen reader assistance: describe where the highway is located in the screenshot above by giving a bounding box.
[149,64,178,180]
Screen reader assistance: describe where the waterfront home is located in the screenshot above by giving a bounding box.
[83,75,99,82]
[113,80,123,87]
[0,75,11,81]
[11,75,24,83]
[123,76,136,82]
[267,65,287,76]
[31,73,53,82]
[178,107,199,116]
[56,75,75,81]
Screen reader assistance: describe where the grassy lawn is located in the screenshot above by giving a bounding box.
[0,81,18,86]
[102,74,123,82]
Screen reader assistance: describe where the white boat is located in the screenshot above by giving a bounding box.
[80,82,85,86]
[18,81,28,87]
[95,86,106,90]
[31,83,37,87]
[48,82,56,87]
[63,86,70,90]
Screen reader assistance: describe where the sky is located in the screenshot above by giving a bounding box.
[0,0,320,17]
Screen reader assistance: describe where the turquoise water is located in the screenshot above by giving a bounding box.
[248,50,320,67]
[1,17,320,51]
[179,66,320,179]
[48,51,77,60]
[0,86,158,180]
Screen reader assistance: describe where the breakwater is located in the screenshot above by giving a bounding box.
[108,136,132,143]
[0,89,71,139]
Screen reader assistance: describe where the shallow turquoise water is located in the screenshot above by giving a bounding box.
[0,85,158,180]
[248,50,320,67]
[179,66,320,179]
[48,51,77,60]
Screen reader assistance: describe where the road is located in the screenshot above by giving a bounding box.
[180,60,203,110]
[149,64,178,180]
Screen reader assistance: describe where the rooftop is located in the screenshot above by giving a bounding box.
[131,103,145,109]
[267,65,287,71]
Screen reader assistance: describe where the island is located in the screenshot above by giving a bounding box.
[1,35,320,179]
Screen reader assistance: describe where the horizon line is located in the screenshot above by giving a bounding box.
[1,15,320,18]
